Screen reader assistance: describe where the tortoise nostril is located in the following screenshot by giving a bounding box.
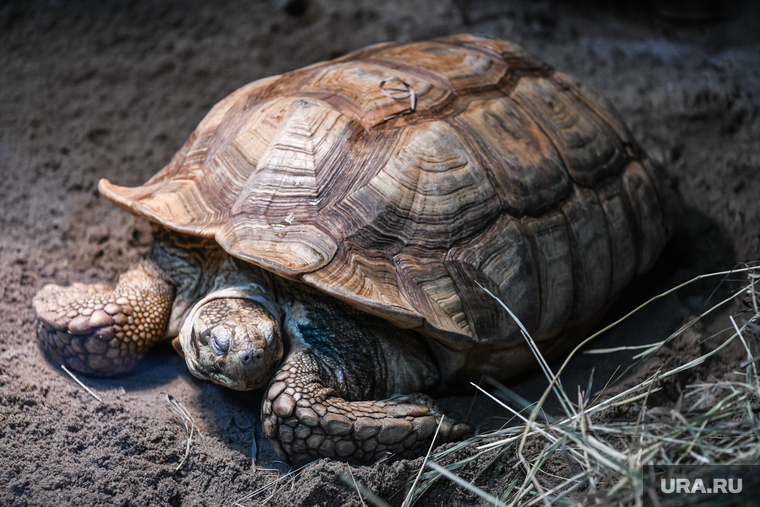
[239,351,252,364]
[255,351,263,361]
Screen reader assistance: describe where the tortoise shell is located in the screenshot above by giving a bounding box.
[100,34,674,381]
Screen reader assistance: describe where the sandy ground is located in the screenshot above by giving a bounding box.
[1,1,759,505]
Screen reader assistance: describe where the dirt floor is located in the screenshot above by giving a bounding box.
[1,1,759,505]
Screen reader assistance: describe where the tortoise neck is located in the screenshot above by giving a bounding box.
[145,231,279,338]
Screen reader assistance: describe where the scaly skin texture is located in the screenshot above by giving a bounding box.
[33,235,469,465]
[33,260,174,374]
[260,293,469,466]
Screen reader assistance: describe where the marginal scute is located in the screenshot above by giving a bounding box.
[445,214,539,343]
[394,254,471,338]
[560,185,613,324]
[622,162,668,274]
[521,210,573,337]
[551,71,634,146]
[597,177,639,296]
[97,77,279,227]
[302,242,421,328]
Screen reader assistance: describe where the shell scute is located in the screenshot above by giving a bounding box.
[444,215,540,344]
[390,121,501,250]
[370,41,507,94]
[521,211,574,338]
[596,177,639,296]
[622,162,669,274]
[393,254,471,339]
[511,77,628,187]
[302,61,446,129]
[450,96,570,215]
[560,185,613,324]
[301,242,421,328]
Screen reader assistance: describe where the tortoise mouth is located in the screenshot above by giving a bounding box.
[190,361,273,391]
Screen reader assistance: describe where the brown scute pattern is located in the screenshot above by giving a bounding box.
[341,121,501,252]
[511,77,629,187]
[394,254,472,339]
[621,162,669,274]
[369,41,507,94]
[551,71,635,147]
[640,158,679,238]
[100,35,675,353]
[301,61,448,130]
[522,211,574,337]
[302,242,422,329]
[450,96,570,214]
[560,186,613,325]
[596,177,639,296]
[445,215,539,344]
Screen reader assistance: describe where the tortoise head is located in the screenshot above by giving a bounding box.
[178,293,283,390]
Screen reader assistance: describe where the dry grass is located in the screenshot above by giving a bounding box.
[400,263,760,506]
[162,393,202,473]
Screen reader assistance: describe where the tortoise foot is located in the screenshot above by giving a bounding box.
[33,261,174,375]
[262,379,469,467]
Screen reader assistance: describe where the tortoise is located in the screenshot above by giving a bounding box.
[33,34,676,467]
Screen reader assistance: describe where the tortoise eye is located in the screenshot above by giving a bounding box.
[210,328,231,354]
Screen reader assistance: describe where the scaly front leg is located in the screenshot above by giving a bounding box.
[260,298,468,467]
[33,259,174,375]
